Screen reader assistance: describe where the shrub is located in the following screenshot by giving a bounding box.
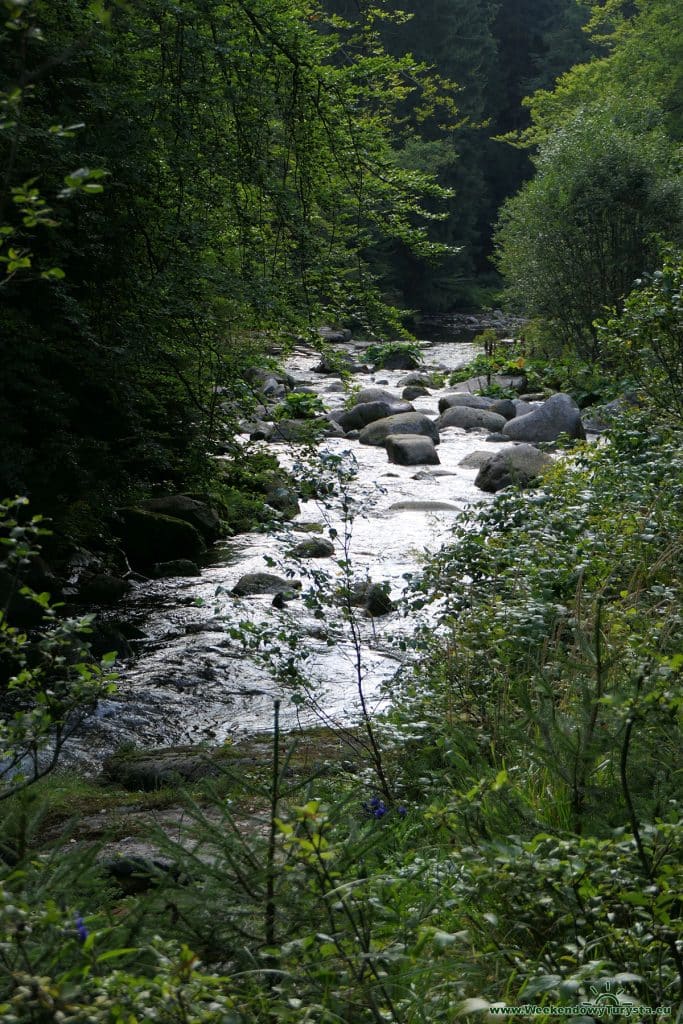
[599,244,683,421]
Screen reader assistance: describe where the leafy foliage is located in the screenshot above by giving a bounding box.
[495,108,682,356]
[0,499,115,802]
[364,339,423,368]
[599,244,683,421]
[0,0,449,531]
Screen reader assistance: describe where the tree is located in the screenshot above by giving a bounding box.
[494,109,682,358]
[0,0,449,536]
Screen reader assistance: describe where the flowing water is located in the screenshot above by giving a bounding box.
[70,326,506,765]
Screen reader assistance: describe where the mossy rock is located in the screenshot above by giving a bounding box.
[103,745,235,791]
[219,486,271,534]
[118,509,205,569]
[143,494,221,542]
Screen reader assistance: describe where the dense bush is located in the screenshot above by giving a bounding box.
[495,109,682,358]
[600,245,683,421]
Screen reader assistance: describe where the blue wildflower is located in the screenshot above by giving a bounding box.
[362,794,388,818]
[74,913,89,943]
[397,806,407,818]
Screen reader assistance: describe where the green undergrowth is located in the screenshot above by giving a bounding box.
[1,421,681,1021]
[450,340,624,407]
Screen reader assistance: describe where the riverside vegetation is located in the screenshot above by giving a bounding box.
[1,0,683,1021]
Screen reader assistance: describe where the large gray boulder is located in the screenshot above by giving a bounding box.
[489,398,517,420]
[359,412,439,446]
[337,399,413,432]
[474,443,553,493]
[385,434,440,466]
[374,348,421,370]
[502,393,585,442]
[351,387,400,406]
[512,399,536,418]
[437,407,507,433]
[438,393,494,414]
[458,450,494,469]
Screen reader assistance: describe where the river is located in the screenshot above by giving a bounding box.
[70,324,507,765]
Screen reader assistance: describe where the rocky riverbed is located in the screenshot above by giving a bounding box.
[65,323,588,768]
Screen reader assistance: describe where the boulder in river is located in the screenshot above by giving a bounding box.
[438,393,494,414]
[350,387,400,407]
[459,450,495,469]
[359,412,439,446]
[389,499,460,512]
[267,418,328,443]
[291,537,335,558]
[437,407,507,433]
[77,572,131,605]
[385,434,440,466]
[489,398,517,420]
[502,393,585,442]
[119,509,206,569]
[402,385,429,400]
[144,494,221,543]
[313,351,366,375]
[373,348,421,370]
[512,399,536,417]
[153,559,201,578]
[398,372,432,387]
[337,399,413,432]
[264,484,300,518]
[365,582,395,616]
[232,572,302,597]
[474,443,553,493]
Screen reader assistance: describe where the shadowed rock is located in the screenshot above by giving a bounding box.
[232,572,302,596]
[337,399,413,432]
[475,443,553,493]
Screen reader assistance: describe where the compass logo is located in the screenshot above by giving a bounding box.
[589,983,628,1007]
